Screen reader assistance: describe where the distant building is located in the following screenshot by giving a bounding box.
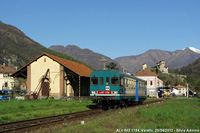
[173,85,196,96]
[157,60,168,74]
[143,63,147,70]
[134,69,163,98]
[174,85,186,96]
[0,64,16,90]
[11,53,93,99]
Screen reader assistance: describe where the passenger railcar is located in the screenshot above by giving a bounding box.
[90,70,147,108]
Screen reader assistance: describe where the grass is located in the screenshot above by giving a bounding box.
[144,97,161,102]
[57,98,200,133]
[0,99,95,123]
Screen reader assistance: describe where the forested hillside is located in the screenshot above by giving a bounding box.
[171,58,200,92]
[0,21,92,69]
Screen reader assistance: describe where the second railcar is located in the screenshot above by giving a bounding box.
[90,70,147,108]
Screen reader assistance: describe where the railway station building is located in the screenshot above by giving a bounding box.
[11,53,93,99]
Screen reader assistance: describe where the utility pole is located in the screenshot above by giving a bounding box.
[48,70,51,103]
[100,59,110,70]
[187,83,189,98]
[79,71,81,102]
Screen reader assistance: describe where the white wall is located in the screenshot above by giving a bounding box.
[135,75,163,98]
[0,73,15,90]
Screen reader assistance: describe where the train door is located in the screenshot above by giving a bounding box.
[119,76,124,94]
[99,71,106,91]
[135,81,139,101]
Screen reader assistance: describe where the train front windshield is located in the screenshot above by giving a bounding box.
[91,77,98,85]
[91,77,120,86]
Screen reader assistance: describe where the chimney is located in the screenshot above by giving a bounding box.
[143,63,147,70]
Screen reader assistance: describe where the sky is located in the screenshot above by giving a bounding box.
[0,0,200,59]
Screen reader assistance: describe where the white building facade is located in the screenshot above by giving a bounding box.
[0,64,16,90]
[173,85,187,96]
[134,69,163,98]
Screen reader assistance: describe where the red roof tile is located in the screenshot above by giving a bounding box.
[0,65,16,73]
[11,53,93,77]
[174,85,186,89]
[134,69,157,76]
[45,53,93,77]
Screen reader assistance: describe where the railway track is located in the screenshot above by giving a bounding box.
[0,99,167,133]
[0,109,104,133]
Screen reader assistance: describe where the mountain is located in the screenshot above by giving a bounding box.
[0,21,89,69]
[114,48,200,74]
[183,47,200,54]
[180,57,200,78]
[49,45,122,71]
[178,58,200,92]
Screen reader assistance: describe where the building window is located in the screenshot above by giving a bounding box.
[3,74,8,78]
[44,58,46,62]
[150,80,153,86]
[5,82,8,87]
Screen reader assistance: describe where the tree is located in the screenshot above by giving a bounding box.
[106,62,119,70]
[195,77,200,92]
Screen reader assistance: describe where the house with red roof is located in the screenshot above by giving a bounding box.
[0,64,16,90]
[134,69,163,98]
[11,53,93,98]
[173,85,186,96]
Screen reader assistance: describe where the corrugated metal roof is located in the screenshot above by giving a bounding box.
[134,69,157,76]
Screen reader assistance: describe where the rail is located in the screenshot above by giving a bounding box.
[0,98,169,133]
[0,109,104,133]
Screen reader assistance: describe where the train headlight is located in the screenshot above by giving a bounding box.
[92,91,95,94]
[112,91,118,94]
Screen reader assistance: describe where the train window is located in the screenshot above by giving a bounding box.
[106,77,109,85]
[111,77,119,85]
[126,79,128,87]
[100,77,104,85]
[133,81,136,89]
[91,77,98,85]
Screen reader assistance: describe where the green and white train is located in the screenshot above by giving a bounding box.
[90,70,147,108]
